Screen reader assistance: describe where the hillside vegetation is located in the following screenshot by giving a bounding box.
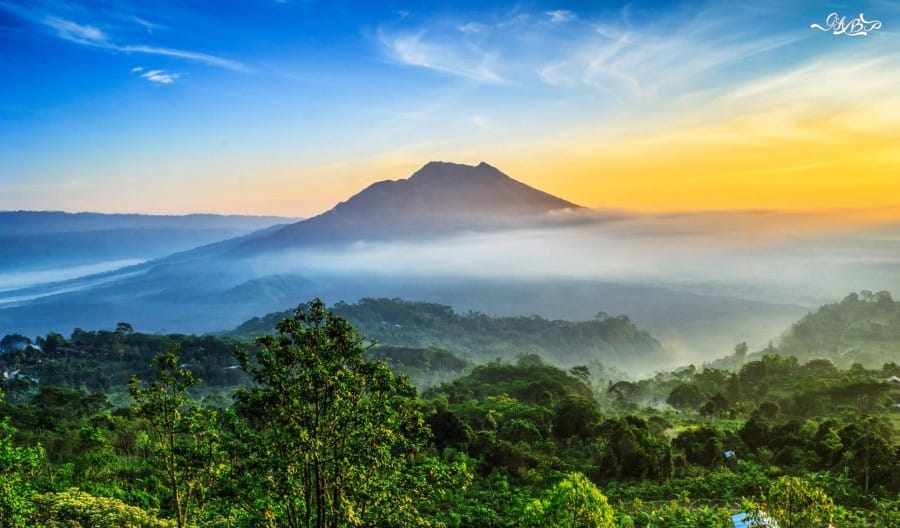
[778,290,900,368]
[1,294,899,527]
[229,297,671,372]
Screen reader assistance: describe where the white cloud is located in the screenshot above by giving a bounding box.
[376,5,809,104]
[545,10,575,24]
[130,66,143,73]
[379,29,506,83]
[458,22,488,33]
[0,4,247,72]
[141,69,178,84]
[131,16,162,34]
[471,115,494,131]
[43,15,107,44]
[120,45,249,71]
[536,19,804,100]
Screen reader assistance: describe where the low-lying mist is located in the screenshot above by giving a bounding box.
[0,259,145,293]
[252,209,900,307]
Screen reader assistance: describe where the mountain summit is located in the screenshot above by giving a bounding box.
[237,161,581,252]
[327,161,579,221]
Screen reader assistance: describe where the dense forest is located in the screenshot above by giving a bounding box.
[229,297,670,373]
[1,294,899,527]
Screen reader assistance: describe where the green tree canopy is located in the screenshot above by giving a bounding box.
[231,298,434,528]
[749,476,834,528]
[524,472,615,528]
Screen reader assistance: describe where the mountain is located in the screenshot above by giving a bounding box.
[236,161,581,252]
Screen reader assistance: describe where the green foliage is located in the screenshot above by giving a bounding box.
[426,362,609,480]
[622,497,733,528]
[836,415,897,493]
[129,348,220,528]
[0,391,43,528]
[747,476,834,528]
[672,425,725,468]
[778,290,900,368]
[4,329,247,401]
[434,362,594,406]
[595,416,673,480]
[666,383,706,412]
[229,297,670,371]
[32,488,176,528]
[366,345,469,388]
[524,472,615,528]
[553,394,602,442]
[231,298,434,527]
[2,292,900,527]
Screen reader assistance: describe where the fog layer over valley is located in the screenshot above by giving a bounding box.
[4,163,900,368]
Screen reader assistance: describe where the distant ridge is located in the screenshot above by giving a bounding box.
[0,211,297,235]
[238,161,581,252]
[0,211,298,273]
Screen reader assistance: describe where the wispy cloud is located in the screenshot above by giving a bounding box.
[545,10,576,24]
[140,69,178,84]
[470,115,494,132]
[377,5,805,101]
[131,15,163,34]
[458,22,489,34]
[0,2,247,72]
[43,15,107,44]
[535,10,807,101]
[378,29,506,83]
[130,65,178,84]
[119,45,248,71]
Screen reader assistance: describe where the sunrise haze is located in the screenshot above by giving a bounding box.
[2,1,899,220]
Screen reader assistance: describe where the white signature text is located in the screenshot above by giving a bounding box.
[811,12,882,36]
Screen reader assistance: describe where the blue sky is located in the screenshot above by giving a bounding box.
[2,1,899,216]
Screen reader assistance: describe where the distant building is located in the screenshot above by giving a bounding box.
[886,375,900,384]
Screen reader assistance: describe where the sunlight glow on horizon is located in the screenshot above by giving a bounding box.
[2,1,899,222]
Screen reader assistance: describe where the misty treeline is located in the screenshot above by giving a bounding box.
[231,297,669,372]
[1,297,899,527]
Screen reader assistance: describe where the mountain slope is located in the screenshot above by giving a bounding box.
[237,161,581,252]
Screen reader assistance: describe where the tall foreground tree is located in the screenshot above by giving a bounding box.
[129,348,221,528]
[232,299,433,528]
